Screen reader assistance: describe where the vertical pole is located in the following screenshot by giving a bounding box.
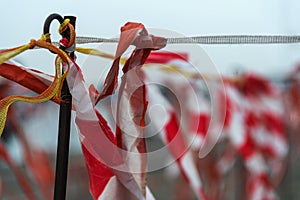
[53,15,76,200]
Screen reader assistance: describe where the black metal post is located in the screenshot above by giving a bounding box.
[53,15,76,200]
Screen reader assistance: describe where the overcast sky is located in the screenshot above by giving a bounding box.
[1,0,300,76]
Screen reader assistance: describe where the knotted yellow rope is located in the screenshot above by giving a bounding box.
[0,19,74,136]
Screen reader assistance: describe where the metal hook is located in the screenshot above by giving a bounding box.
[43,13,64,54]
[43,14,76,55]
[43,13,64,36]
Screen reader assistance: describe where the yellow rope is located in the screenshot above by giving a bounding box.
[0,19,77,136]
[41,33,51,43]
[76,47,127,64]
[75,47,215,80]
[0,44,32,64]
[58,19,70,34]
[59,19,76,48]
[0,39,70,136]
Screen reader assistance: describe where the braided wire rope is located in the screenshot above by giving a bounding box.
[75,35,300,45]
